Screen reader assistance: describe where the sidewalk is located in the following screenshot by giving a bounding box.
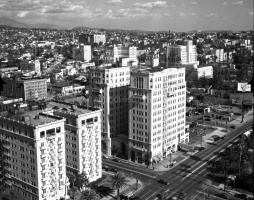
[151,110,253,172]
[205,180,254,199]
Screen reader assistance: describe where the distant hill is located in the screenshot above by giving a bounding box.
[0,17,28,28]
[27,23,66,30]
[0,17,66,30]
[72,26,155,33]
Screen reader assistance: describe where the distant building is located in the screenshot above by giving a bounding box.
[1,77,47,101]
[45,101,102,182]
[0,109,68,200]
[83,45,92,62]
[89,66,130,156]
[145,54,159,67]
[184,63,213,81]
[166,40,197,66]
[79,34,106,45]
[128,67,187,165]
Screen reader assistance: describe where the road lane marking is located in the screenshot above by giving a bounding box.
[103,162,157,178]
[147,192,157,200]
[183,155,217,180]
[140,191,154,198]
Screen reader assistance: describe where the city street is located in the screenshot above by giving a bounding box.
[103,120,253,200]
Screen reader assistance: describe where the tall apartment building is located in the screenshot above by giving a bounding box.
[79,34,106,45]
[167,40,197,65]
[0,111,67,200]
[1,77,47,101]
[128,67,187,165]
[83,45,92,62]
[44,101,102,182]
[89,66,130,157]
[105,45,138,63]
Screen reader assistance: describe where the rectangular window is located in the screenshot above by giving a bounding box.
[56,127,61,133]
[46,128,55,136]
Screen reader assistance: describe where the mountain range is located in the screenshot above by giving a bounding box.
[0,17,67,30]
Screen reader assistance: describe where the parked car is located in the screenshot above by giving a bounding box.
[157,179,169,185]
[112,158,120,162]
[215,193,229,199]
[108,168,118,173]
[230,125,236,129]
[220,135,227,139]
[198,147,205,151]
[234,193,249,200]
[102,165,109,171]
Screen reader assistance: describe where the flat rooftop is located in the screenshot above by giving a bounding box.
[45,101,100,116]
[1,110,60,126]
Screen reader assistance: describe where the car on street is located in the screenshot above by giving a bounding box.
[211,135,221,141]
[112,158,120,162]
[157,179,169,185]
[108,168,118,173]
[215,193,229,199]
[102,165,109,171]
[230,125,236,129]
[220,135,227,139]
[198,146,205,151]
[234,193,249,200]
[102,155,108,159]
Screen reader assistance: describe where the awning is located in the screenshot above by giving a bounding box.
[178,143,194,150]
[153,156,160,162]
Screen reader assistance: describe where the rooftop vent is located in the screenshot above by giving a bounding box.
[34,115,40,120]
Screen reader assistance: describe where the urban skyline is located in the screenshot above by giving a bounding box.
[0,0,253,31]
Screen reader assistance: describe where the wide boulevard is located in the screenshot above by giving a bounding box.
[103,119,253,200]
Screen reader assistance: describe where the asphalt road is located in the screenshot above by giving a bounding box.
[103,119,253,200]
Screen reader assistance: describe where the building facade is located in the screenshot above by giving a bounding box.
[1,77,47,101]
[83,45,92,62]
[128,67,187,165]
[45,102,102,182]
[167,40,197,65]
[89,66,130,157]
[0,111,67,200]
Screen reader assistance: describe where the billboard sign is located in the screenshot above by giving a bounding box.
[237,83,251,92]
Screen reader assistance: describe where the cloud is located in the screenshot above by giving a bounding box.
[233,1,243,5]
[190,2,197,5]
[178,12,186,17]
[223,1,243,6]
[17,11,28,17]
[249,12,253,16]
[181,2,197,6]
[178,12,199,18]
[204,13,218,17]
[133,1,167,8]
[105,8,149,19]
[107,0,123,4]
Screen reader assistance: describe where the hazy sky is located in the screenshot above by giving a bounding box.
[0,0,253,31]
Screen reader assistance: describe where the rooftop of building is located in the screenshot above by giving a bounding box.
[45,101,100,116]
[51,81,71,87]
[0,110,62,127]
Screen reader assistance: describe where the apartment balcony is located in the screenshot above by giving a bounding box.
[5,180,12,186]
[167,91,175,97]
[3,152,11,157]
[92,88,103,95]
[5,173,11,179]
[4,166,12,171]
[40,154,47,159]
[3,138,10,142]
[42,176,49,181]
[3,144,10,149]
[40,145,47,150]
[4,159,11,164]
[42,184,47,189]
[57,140,63,144]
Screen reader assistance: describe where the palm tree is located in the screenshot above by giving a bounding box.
[80,189,100,200]
[76,172,89,192]
[110,173,128,200]
[177,190,187,200]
